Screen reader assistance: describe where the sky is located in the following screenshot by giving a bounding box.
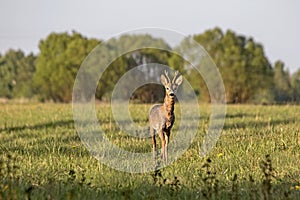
[0,0,299,72]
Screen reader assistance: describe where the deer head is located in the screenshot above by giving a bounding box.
[160,70,183,99]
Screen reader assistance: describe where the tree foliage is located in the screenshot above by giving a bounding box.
[0,28,299,104]
[0,49,36,99]
[191,28,273,103]
[273,60,292,103]
[34,31,99,102]
[291,69,300,102]
[94,34,176,102]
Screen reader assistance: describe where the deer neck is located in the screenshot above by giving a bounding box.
[163,96,175,117]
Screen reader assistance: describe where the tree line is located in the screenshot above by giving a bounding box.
[0,28,299,104]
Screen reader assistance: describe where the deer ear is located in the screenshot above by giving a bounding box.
[175,75,183,86]
[161,74,168,86]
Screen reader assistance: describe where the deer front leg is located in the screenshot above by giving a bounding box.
[158,130,166,162]
[165,131,170,163]
[150,127,156,160]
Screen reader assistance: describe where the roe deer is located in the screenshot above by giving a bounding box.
[149,70,183,162]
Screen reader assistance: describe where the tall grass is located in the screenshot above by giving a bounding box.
[0,103,300,199]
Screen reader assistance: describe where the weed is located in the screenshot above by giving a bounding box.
[199,158,219,199]
[230,174,238,200]
[260,154,274,200]
[0,154,20,200]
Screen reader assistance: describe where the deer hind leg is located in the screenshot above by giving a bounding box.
[150,126,157,160]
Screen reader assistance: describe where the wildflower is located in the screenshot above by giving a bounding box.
[217,153,223,157]
[290,185,300,190]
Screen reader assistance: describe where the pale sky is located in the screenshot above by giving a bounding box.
[0,0,299,72]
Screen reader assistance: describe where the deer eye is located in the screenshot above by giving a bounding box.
[166,87,170,90]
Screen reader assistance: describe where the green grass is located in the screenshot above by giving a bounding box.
[1,103,300,199]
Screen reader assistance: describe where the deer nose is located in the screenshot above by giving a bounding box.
[169,93,174,97]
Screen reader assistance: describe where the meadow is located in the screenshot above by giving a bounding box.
[0,103,300,199]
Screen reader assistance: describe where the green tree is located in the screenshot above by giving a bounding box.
[94,34,178,102]
[244,38,274,104]
[189,28,273,103]
[291,69,300,102]
[13,53,36,98]
[34,31,99,102]
[273,60,292,103]
[0,49,36,99]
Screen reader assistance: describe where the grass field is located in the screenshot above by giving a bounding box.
[1,103,300,199]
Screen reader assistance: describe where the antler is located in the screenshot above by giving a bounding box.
[164,70,171,83]
[172,71,179,84]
